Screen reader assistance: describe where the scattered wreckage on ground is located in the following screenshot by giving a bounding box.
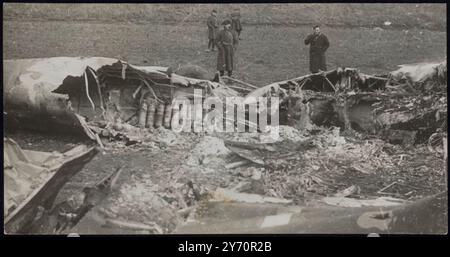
[3,138,98,234]
[4,57,446,146]
[3,57,249,145]
[3,57,447,234]
[247,61,447,145]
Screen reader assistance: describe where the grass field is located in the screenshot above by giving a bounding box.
[3,20,446,86]
[3,3,446,31]
[4,4,446,86]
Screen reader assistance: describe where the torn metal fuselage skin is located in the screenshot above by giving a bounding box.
[4,58,80,132]
[3,57,131,133]
[249,63,447,145]
[4,137,99,234]
[3,57,238,137]
[174,191,447,234]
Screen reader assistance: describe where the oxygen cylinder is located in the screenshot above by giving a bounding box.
[154,102,165,128]
[171,103,180,130]
[163,103,173,129]
[146,102,156,129]
[138,102,148,128]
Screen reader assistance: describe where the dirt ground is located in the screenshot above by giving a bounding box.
[3,6,447,234]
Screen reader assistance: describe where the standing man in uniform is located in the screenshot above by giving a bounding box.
[304,25,330,73]
[230,9,242,40]
[216,19,239,77]
[206,10,219,52]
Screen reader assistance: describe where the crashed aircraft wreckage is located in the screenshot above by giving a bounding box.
[245,61,447,145]
[174,191,447,234]
[4,57,446,146]
[3,57,447,234]
[4,57,252,146]
[4,138,98,234]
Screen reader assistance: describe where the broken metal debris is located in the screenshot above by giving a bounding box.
[4,138,98,234]
[5,57,445,149]
[27,165,126,234]
[272,62,447,147]
[4,58,447,234]
[174,192,446,234]
[219,124,446,206]
[334,185,360,197]
[211,188,292,204]
[3,57,245,147]
[322,196,407,208]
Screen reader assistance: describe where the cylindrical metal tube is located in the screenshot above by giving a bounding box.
[171,104,180,129]
[146,102,156,128]
[138,102,148,128]
[163,103,173,129]
[154,103,165,128]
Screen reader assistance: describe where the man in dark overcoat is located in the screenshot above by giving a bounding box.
[230,9,242,40]
[206,10,219,52]
[216,19,239,77]
[304,25,330,73]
